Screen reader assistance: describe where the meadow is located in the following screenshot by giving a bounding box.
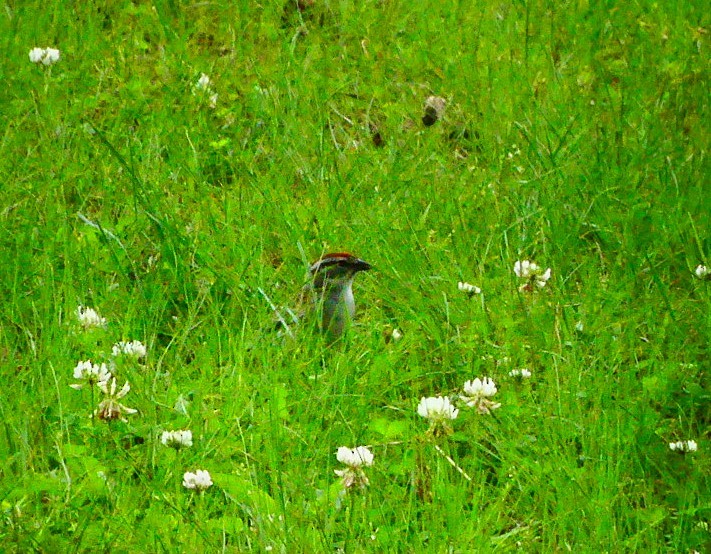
[1,0,709,551]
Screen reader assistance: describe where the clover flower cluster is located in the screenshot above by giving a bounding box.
[68,304,210,491]
[418,395,459,421]
[508,368,532,379]
[334,446,375,490]
[182,470,213,491]
[95,378,138,421]
[70,360,111,390]
[410,377,504,485]
[76,306,106,329]
[461,377,501,415]
[112,340,147,359]
[417,376,502,437]
[669,440,697,453]
[457,259,550,298]
[161,430,193,450]
[514,260,551,291]
[70,306,149,422]
[458,281,481,296]
[29,47,60,66]
[70,359,137,422]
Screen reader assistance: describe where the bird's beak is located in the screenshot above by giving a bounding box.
[354,259,372,272]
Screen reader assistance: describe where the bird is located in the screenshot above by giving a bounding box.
[305,252,372,338]
[268,252,371,340]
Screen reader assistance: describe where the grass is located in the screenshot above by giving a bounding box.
[1,0,709,551]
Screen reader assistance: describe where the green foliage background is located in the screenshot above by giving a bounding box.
[0,0,708,551]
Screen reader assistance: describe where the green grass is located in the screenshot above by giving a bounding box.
[1,0,709,551]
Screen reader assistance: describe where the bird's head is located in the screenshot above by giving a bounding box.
[309,252,372,288]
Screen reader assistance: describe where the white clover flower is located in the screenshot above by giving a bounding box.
[694,264,709,279]
[535,267,552,288]
[209,93,218,108]
[76,306,106,329]
[418,396,458,437]
[461,377,501,414]
[458,281,481,295]
[384,327,403,344]
[70,360,111,390]
[514,260,551,291]
[336,446,374,468]
[669,440,698,453]
[196,73,211,90]
[161,430,193,450]
[335,446,374,489]
[29,47,45,63]
[508,368,532,379]
[112,340,147,359]
[29,47,60,65]
[514,260,537,279]
[183,470,213,491]
[418,396,459,421]
[464,377,498,397]
[575,321,584,332]
[95,378,137,421]
[43,47,60,65]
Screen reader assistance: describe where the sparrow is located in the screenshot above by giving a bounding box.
[266,252,371,340]
[304,252,372,338]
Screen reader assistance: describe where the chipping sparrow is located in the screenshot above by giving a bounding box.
[291,252,372,339]
[265,252,371,339]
